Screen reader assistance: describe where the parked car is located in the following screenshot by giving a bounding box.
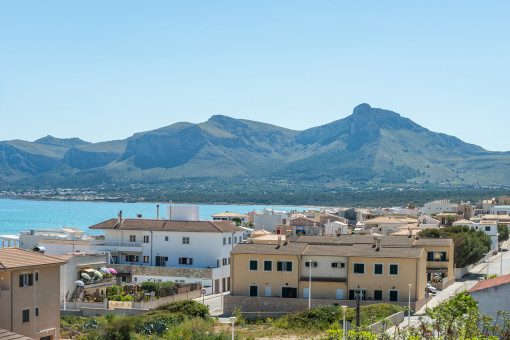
[427,283,437,295]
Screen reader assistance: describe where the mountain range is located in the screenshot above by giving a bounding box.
[2,104,510,189]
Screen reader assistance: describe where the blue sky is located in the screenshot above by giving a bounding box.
[0,1,509,150]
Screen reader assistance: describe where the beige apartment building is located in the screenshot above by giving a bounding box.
[227,235,438,314]
[0,248,67,340]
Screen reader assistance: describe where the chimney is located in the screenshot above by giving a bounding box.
[157,204,159,219]
[372,236,378,248]
[278,236,282,247]
[118,210,122,224]
[137,214,142,218]
[376,238,381,251]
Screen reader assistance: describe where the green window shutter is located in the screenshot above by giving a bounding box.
[287,261,292,272]
[277,262,282,271]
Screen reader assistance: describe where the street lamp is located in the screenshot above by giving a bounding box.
[408,283,412,328]
[308,259,312,309]
[341,305,348,340]
[229,316,237,340]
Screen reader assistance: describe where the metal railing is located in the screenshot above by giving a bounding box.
[90,240,142,247]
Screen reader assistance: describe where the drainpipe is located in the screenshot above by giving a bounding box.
[150,231,153,266]
[63,264,67,310]
[34,269,36,336]
[10,272,13,331]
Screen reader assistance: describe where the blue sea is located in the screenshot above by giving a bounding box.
[0,198,312,236]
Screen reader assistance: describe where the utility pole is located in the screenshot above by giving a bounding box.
[355,290,360,340]
[308,259,312,309]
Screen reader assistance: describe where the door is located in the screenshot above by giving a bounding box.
[336,289,344,300]
[264,286,271,297]
[250,285,258,297]
[281,287,297,298]
[389,290,399,302]
[214,279,220,294]
[222,278,226,292]
[303,287,309,298]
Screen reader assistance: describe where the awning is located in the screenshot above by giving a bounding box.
[426,268,448,273]
[83,268,96,273]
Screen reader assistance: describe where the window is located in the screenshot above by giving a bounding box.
[331,262,345,268]
[228,237,231,245]
[35,307,39,317]
[277,261,292,272]
[182,237,190,244]
[165,236,169,241]
[179,257,193,265]
[22,309,29,323]
[428,251,447,262]
[126,255,139,262]
[389,264,399,275]
[249,285,258,297]
[223,237,226,245]
[485,226,491,232]
[234,236,237,244]
[35,272,38,281]
[374,290,383,301]
[143,256,149,263]
[223,258,228,266]
[264,260,272,271]
[19,274,33,287]
[305,261,318,268]
[353,263,365,274]
[389,290,399,302]
[143,235,149,243]
[129,235,136,242]
[249,260,258,271]
[374,264,383,275]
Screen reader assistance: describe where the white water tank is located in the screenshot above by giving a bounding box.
[167,205,199,221]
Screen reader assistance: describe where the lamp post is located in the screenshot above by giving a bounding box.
[308,259,312,309]
[229,316,237,340]
[408,283,412,329]
[501,245,504,277]
[341,305,348,340]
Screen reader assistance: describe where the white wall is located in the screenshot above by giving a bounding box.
[254,213,289,231]
[301,256,348,279]
[470,284,510,326]
[421,202,458,216]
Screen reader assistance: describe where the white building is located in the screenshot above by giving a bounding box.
[490,205,510,215]
[418,215,440,229]
[421,200,458,216]
[468,274,510,326]
[254,209,290,232]
[324,221,349,235]
[89,206,245,295]
[0,227,89,251]
[363,216,407,235]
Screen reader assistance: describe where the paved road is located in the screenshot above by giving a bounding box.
[387,239,510,336]
[194,291,226,316]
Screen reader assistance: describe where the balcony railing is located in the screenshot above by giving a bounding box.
[90,240,142,247]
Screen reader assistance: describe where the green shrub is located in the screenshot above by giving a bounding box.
[140,282,157,292]
[156,300,209,318]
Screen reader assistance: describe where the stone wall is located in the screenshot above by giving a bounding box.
[224,295,421,315]
[111,264,212,279]
[369,311,405,333]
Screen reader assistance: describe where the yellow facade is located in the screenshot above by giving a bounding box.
[231,254,300,298]
[347,254,427,303]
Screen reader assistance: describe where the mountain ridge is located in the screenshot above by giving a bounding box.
[1,104,509,188]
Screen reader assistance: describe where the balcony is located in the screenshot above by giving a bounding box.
[89,240,143,253]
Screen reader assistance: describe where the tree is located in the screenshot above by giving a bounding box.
[407,202,415,210]
[498,224,509,242]
[231,217,242,226]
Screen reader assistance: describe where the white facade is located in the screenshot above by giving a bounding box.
[324,221,348,235]
[38,240,91,255]
[254,209,290,232]
[469,279,510,326]
[490,206,510,215]
[167,205,199,221]
[421,200,458,216]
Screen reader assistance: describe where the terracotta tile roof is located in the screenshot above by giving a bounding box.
[0,247,67,270]
[468,273,510,293]
[294,235,415,247]
[89,218,244,233]
[0,328,32,339]
[211,212,247,218]
[303,244,351,257]
[413,238,452,247]
[231,242,308,255]
[294,236,336,244]
[348,244,424,259]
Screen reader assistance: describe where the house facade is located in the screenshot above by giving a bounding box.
[226,236,433,314]
[89,214,244,295]
[0,248,67,340]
